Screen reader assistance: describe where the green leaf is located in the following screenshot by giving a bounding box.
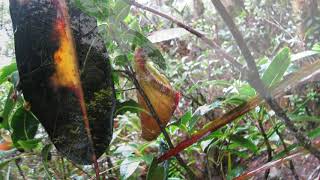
[120,157,141,179]
[227,166,245,180]
[41,144,53,179]
[262,47,291,87]
[289,115,320,122]
[0,63,17,85]
[115,99,143,115]
[17,139,41,150]
[114,54,130,67]
[0,160,11,170]
[230,135,258,153]
[1,87,16,130]
[308,128,320,139]
[180,110,192,127]
[10,107,39,148]
[114,0,131,21]
[131,30,167,70]
[312,43,320,52]
[147,157,166,180]
[272,144,297,160]
[189,101,221,130]
[74,0,110,20]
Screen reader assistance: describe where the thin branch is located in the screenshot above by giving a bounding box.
[211,0,320,160]
[272,118,299,180]
[14,159,26,180]
[69,161,92,178]
[128,0,244,72]
[256,108,273,179]
[125,66,196,179]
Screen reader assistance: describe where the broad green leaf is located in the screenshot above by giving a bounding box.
[147,28,189,43]
[141,154,154,166]
[115,99,144,115]
[312,43,320,52]
[0,63,17,85]
[41,144,53,179]
[114,0,131,21]
[10,107,39,148]
[230,135,258,153]
[262,47,291,87]
[308,127,320,139]
[189,101,221,130]
[114,54,130,67]
[120,157,141,179]
[180,110,192,127]
[238,84,256,98]
[1,87,16,130]
[146,157,166,180]
[17,139,41,150]
[74,0,110,20]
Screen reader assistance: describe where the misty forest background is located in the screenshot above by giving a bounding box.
[1,0,320,179]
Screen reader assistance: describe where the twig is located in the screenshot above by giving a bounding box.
[128,0,244,72]
[60,157,66,180]
[256,108,273,179]
[272,118,299,180]
[211,0,320,160]
[69,161,92,178]
[125,66,196,179]
[14,159,26,180]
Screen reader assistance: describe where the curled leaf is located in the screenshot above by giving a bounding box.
[134,48,180,141]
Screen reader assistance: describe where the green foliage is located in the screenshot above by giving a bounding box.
[41,144,53,179]
[10,106,39,149]
[147,157,166,180]
[262,47,291,87]
[1,0,320,179]
[1,87,16,129]
[0,63,17,85]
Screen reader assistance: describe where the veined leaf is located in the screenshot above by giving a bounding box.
[147,157,166,180]
[114,0,131,21]
[0,63,17,85]
[120,157,141,179]
[230,135,258,153]
[1,87,16,130]
[10,106,39,149]
[131,30,166,70]
[262,47,291,87]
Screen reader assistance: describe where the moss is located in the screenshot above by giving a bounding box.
[86,87,114,121]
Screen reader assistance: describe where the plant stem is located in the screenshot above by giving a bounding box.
[126,66,196,179]
[256,108,273,179]
[273,118,299,180]
[15,159,26,180]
